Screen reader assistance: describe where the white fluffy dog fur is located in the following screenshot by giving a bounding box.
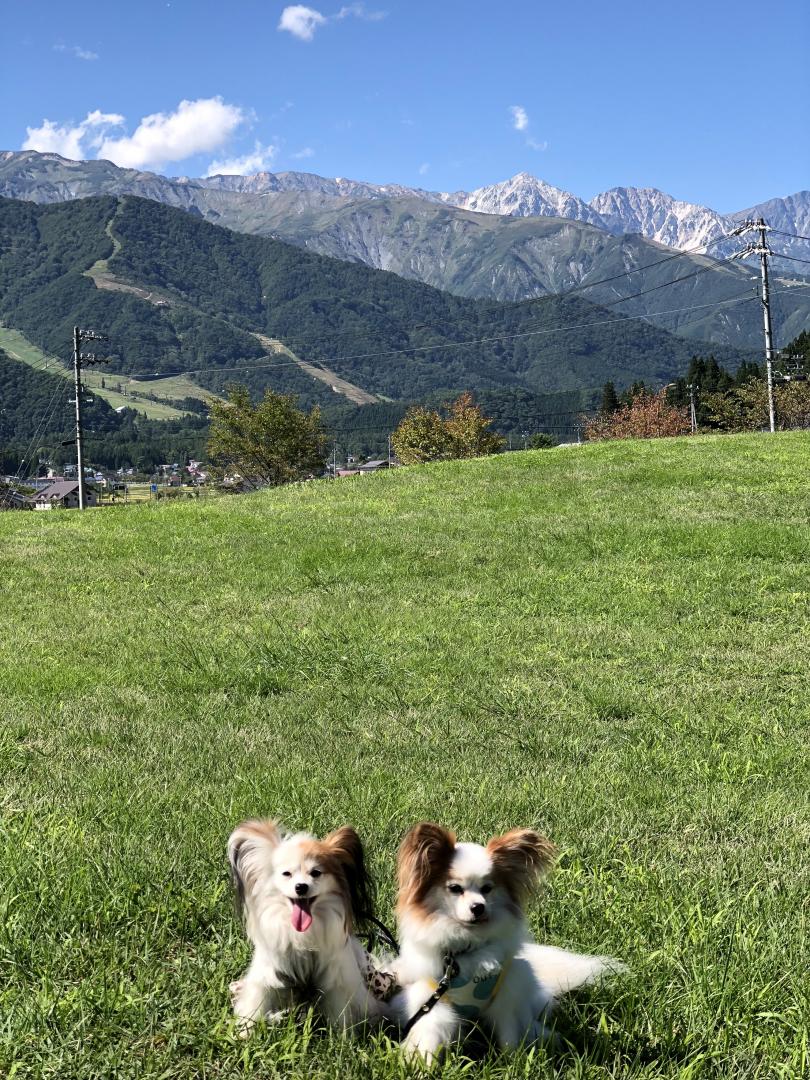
[392,823,619,1063]
[227,819,386,1033]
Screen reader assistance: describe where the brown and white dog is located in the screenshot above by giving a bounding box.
[227,820,387,1033]
[392,823,620,1062]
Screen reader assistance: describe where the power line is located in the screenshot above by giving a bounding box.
[771,229,810,243]
[197,229,744,355]
[732,219,778,430]
[518,257,748,330]
[506,229,738,314]
[2,375,68,497]
[71,327,106,509]
[93,294,757,385]
[770,252,810,267]
[326,232,744,345]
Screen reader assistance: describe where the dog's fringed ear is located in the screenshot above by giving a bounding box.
[397,822,456,908]
[323,825,374,927]
[486,828,557,906]
[324,820,373,924]
[227,819,282,912]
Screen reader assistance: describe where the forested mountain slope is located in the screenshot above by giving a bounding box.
[3,153,806,349]
[0,195,752,402]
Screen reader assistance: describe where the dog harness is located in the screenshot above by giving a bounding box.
[401,952,512,1035]
[426,956,512,1020]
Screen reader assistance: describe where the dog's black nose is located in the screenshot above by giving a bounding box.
[295,882,309,896]
[470,902,485,919]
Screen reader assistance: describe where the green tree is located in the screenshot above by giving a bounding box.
[391,405,452,464]
[444,392,505,458]
[600,381,619,413]
[527,433,557,449]
[704,377,810,432]
[392,393,504,464]
[208,385,326,485]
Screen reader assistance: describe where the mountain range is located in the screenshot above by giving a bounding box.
[0,151,808,357]
[5,150,808,252]
[0,192,759,457]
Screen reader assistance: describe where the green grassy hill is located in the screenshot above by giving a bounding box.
[1,433,807,1078]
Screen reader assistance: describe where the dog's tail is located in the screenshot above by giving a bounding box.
[521,943,627,998]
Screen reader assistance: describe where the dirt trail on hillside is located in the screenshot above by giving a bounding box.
[84,201,174,307]
[252,334,379,406]
[80,210,378,406]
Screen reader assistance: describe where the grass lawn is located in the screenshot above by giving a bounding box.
[1,433,808,1079]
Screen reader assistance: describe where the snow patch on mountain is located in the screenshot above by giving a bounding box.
[450,172,607,227]
[589,187,729,252]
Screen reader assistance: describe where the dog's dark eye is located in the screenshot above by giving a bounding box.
[281,871,292,877]
[481,884,493,895]
[310,869,322,878]
[448,883,464,895]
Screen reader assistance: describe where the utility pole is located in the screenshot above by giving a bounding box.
[731,219,776,432]
[71,326,106,509]
[387,432,392,467]
[332,443,338,478]
[688,382,698,434]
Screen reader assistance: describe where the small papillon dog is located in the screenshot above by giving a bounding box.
[392,822,620,1062]
[227,819,387,1033]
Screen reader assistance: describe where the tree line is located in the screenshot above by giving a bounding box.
[588,334,810,440]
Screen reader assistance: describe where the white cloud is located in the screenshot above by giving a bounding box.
[23,97,248,171]
[54,43,99,61]
[510,105,529,132]
[336,3,386,19]
[278,5,326,40]
[418,162,430,176]
[278,3,385,40]
[97,97,245,169]
[23,110,124,159]
[291,146,315,159]
[207,141,278,176]
[526,137,548,151]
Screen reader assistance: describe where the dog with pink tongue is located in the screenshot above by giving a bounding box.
[227,820,389,1033]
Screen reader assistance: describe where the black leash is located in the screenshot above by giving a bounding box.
[401,953,460,1036]
[362,914,400,956]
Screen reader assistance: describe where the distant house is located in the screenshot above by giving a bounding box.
[0,489,31,511]
[358,460,392,472]
[33,481,98,510]
[30,476,61,491]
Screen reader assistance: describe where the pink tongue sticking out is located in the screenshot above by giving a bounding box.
[291,899,313,933]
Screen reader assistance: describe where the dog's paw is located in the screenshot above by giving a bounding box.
[235,1016,255,1039]
[403,1031,444,1067]
[229,979,245,1005]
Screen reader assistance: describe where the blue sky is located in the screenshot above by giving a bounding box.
[3,0,808,211]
